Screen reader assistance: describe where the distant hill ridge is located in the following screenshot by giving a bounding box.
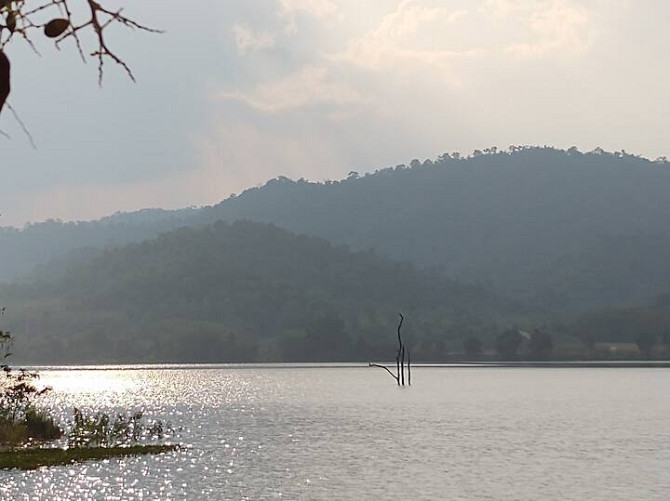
[2,146,670,311]
[0,221,521,363]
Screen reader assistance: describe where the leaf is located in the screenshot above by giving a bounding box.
[44,18,69,38]
[5,11,15,33]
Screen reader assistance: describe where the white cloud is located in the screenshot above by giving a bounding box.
[6,0,667,227]
[21,121,347,224]
[482,0,592,57]
[280,0,338,33]
[19,176,206,226]
[330,1,474,79]
[280,0,338,18]
[233,25,276,54]
[332,0,591,74]
[218,66,363,112]
[194,122,347,192]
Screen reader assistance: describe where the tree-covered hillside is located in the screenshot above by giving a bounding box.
[570,292,670,347]
[2,147,670,311]
[203,148,670,311]
[0,221,526,363]
[0,208,199,282]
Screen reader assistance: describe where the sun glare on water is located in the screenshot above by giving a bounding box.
[38,369,138,395]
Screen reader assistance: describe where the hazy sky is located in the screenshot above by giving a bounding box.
[0,0,668,226]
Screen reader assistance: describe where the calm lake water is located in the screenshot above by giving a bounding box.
[1,366,669,500]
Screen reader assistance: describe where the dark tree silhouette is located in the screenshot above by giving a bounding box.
[528,329,553,359]
[0,50,9,114]
[495,329,523,360]
[0,1,158,117]
[580,332,597,359]
[636,332,656,359]
[463,336,483,358]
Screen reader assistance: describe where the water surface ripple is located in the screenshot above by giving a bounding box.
[1,366,668,500]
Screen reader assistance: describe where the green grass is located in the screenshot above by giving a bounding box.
[0,444,179,470]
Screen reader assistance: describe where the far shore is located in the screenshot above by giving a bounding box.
[15,361,670,371]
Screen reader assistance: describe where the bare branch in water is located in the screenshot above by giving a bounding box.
[368,363,399,383]
[369,313,411,386]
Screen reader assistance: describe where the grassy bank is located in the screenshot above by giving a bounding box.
[0,444,179,470]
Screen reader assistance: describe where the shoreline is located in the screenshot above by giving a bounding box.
[17,361,670,371]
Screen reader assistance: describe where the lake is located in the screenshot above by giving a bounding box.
[1,366,669,500]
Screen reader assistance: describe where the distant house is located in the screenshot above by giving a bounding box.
[595,342,639,355]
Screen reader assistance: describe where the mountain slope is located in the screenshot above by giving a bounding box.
[3,147,670,311]
[198,148,670,310]
[1,221,524,363]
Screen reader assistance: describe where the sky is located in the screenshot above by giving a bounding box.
[0,0,668,226]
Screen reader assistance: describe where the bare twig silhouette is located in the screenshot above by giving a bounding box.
[0,1,160,118]
[369,313,411,386]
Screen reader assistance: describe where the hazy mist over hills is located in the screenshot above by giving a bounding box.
[2,147,670,314]
[0,221,523,363]
[2,2,670,498]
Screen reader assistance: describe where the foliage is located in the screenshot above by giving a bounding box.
[580,332,597,359]
[2,147,670,359]
[68,408,168,448]
[462,336,483,358]
[0,330,46,420]
[280,311,351,362]
[1,221,524,363]
[2,147,670,312]
[528,330,553,359]
[495,329,524,360]
[570,299,670,353]
[23,407,61,441]
[635,332,656,359]
[0,326,171,450]
[0,328,61,444]
[0,367,47,424]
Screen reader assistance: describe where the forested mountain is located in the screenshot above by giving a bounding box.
[0,209,198,282]
[2,147,670,311]
[0,221,526,363]
[200,148,670,311]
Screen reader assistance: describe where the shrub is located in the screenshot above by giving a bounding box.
[68,409,168,448]
[0,329,60,445]
[0,419,28,445]
[24,407,62,442]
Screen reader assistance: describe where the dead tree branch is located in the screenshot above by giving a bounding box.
[369,313,411,386]
[407,348,411,386]
[0,0,160,117]
[6,101,35,148]
[368,363,399,384]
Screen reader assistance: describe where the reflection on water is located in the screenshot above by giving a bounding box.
[1,367,669,500]
[42,370,139,395]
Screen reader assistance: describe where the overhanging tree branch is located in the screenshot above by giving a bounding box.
[0,0,160,117]
[0,49,8,114]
